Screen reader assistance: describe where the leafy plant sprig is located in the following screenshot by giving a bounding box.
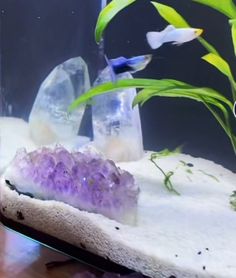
[95,0,136,44]
[230,190,236,210]
[69,78,236,154]
[150,150,180,195]
[151,1,236,102]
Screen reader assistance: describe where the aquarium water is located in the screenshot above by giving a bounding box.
[0,1,236,278]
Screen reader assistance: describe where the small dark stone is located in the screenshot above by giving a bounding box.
[5,180,34,198]
[198,251,202,255]
[186,163,194,167]
[80,243,86,249]
[115,226,120,230]
[5,179,15,190]
[203,266,206,270]
[175,254,178,257]
[16,211,24,220]
[205,248,209,251]
[5,180,11,185]
[169,276,177,278]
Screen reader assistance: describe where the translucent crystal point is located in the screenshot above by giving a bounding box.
[92,67,144,162]
[29,57,90,145]
[5,147,139,225]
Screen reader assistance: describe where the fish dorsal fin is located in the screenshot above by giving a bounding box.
[163,25,176,33]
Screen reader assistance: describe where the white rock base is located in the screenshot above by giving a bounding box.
[1,152,236,278]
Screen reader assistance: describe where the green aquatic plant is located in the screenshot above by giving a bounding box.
[229,191,236,210]
[95,0,136,44]
[70,0,236,154]
[151,146,182,158]
[70,78,235,153]
[150,1,219,55]
[150,150,180,195]
[151,1,236,102]
[192,0,236,19]
[198,169,219,182]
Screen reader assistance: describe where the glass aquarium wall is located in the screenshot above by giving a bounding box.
[1,0,235,170]
[1,1,236,278]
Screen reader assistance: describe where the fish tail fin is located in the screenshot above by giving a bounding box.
[104,55,117,83]
[146,32,164,49]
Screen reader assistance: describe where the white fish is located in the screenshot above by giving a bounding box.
[146,25,203,49]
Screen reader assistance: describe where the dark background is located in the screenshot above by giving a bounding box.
[0,0,236,171]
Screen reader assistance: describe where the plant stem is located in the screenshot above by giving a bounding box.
[229,79,236,103]
[203,102,236,155]
[150,157,180,195]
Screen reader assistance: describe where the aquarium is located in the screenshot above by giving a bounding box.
[0,0,236,277]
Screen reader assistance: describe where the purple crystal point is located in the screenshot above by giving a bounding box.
[5,146,139,224]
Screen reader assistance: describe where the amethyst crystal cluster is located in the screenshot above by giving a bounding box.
[5,147,139,224]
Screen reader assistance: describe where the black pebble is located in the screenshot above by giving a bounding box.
[203,266,206,270]
[80,243,86,249]
[115,226,120,230]
[198,251,202,255]
[16,211,24,220]
[175,254,178,257]
[205,248,209,251]
[187,163,194,167]
[169,276,177,278]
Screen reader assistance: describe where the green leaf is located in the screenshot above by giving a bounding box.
[202,53,236,102]
[69,78,235,154]
[95,0,136,43]
[193,0,236,19]
[135,87,232,109]
[202,100,236,154]
[151,1,189,27]
[134,86,235,154]
[69,78,233,110]
[229,19,236,55]
[202,53,234,81]
[197,37,219,55]
[151,147,182,159]
[151,1,219,55]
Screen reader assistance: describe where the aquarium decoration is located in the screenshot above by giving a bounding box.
[29,57,91,146]
[4,146,140,225]
[92,68,144,162]
[70,0,236,155]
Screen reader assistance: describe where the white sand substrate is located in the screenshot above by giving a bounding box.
[1,116,236,278]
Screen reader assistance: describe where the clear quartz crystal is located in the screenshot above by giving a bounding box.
[29,57,90,146]
[92,67,144,162]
